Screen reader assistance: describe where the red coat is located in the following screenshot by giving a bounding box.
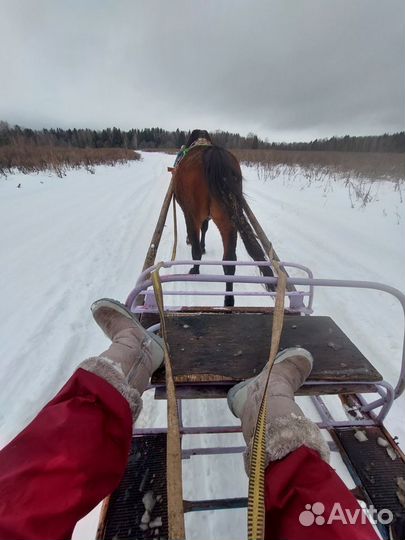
[0,369,378,540]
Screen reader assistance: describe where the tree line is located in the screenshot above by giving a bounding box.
[0,121,403,153]
[269,132,404,153]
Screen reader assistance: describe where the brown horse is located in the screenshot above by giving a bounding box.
[173,137,274,307]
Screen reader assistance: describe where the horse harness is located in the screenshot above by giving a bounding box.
[172,137,212,169]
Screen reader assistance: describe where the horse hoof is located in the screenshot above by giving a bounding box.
[189,267,199,274]
[224,297,235,307]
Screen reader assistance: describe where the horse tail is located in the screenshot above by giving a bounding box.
[203,146,275,287]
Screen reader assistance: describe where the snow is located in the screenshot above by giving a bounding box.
[0,151,403,539]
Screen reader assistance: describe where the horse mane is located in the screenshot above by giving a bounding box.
[186,129,212,147]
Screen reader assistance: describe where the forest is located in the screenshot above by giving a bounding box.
[0,121,403,153]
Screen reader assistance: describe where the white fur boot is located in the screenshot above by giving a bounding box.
[227,348,330,472]
[80,299,164,422]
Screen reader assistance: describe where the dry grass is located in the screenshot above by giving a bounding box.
[157,147,404,182]
[143,147,178,155]
[232,149,404,183]
[231,149,404,209]
[0,145,140,177]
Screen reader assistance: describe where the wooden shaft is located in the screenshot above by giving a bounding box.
[171,196,178,262]
[242,198,296,292]
[135,179,174,308]
[142,178,174,272]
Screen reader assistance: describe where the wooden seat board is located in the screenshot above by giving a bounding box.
[151,313,382,387]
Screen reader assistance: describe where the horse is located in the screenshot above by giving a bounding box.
[173,135,274,307]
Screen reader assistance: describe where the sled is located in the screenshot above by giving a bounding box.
[96,182,405,540]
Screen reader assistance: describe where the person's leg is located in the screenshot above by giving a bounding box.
[263,445,379,540]
[228,348,379,540]
[0,369,133,540]
[0,299,163,540]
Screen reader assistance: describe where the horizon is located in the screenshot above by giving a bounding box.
[1,119,403,146]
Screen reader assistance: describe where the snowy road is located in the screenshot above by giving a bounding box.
[0,151,403,539]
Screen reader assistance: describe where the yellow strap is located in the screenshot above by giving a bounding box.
[247,260,287,540]
[152,267,185,540]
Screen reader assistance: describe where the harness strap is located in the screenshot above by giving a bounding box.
[172,138,212,169]
[247,259,287,540]
[188,137,212,149]
[152,267,185,540]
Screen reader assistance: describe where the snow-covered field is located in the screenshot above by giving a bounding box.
[0,151,404,539]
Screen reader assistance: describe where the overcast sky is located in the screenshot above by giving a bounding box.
[0,0,403,142]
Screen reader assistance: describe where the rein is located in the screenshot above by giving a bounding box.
[161,153,283,539]
[152,267,186,540]
[247,257,287,540]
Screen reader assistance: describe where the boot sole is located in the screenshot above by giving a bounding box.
[227,347,314,417]
[91,298,165,353]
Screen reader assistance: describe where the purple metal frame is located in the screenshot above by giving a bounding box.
[126,260,314,314]
[128,260,405,462]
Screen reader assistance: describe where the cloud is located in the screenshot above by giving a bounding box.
[0,0,403,141]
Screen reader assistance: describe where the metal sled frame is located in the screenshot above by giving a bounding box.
[126,259,405,414]
[97,260,405,539]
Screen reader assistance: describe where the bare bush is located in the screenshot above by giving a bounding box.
[0,145,140,177]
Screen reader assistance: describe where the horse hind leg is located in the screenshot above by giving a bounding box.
[185,217,203,274]
[200,218,209,254]
[188,219,208,249]
[223,228,237,307]
[212,213,237,307]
